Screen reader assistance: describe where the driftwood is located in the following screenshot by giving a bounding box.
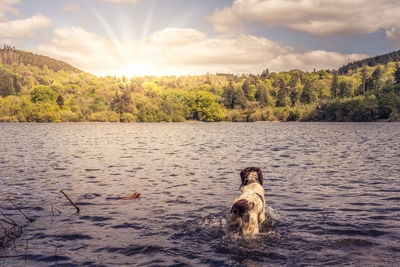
[50,203,62,216]
[119,193,141,201]
[60,190,80,213]
[1,212,22,229]
[8,199,35,222]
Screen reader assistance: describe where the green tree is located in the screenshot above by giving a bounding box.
[111,91,134,115]
[371,66,382,95]
[359,65,367,95]
[242,80,256,101]
[394,63,400,85]
[276,79,290,107]
[188,91,224,121]
[331,71,339,98]
[31,85,57,103]
[300,79,313,104]
[366,66,382,94]
[222,82,246,109]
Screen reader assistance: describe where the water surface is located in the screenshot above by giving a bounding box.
[1,122,399,266]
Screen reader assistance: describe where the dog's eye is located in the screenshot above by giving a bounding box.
[233,209,237,215]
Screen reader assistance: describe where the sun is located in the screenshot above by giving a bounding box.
[118,63,156,77]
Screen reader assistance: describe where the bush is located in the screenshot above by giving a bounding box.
[120,112,136,122]
[60,110,80,122]
[273,107,290,121]
[326,96,379,121]
[88,111,120,122]
[0,116,18,122]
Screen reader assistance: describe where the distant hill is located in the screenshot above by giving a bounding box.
[0,45,82,73]
[338,49,400,74]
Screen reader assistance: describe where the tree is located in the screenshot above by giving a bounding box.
[31,85,57,103]
[222,82,246,109]
[189,91,224,121]
[56,95,64,108]
[369,65,382,95]
[300,79,312,104]
[276,78,290,107]
[331,71,339,98]
[222,82,235,108]
[255,83,268,106]
[394,63,400,85]
[359,65,367,95]
[260,68,269,78]
[242,80,255,100]
[235,85,247,108]
[111,91,134,115]
[288,76,303,105]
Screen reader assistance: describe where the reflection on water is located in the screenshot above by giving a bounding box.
[1,122,400,266]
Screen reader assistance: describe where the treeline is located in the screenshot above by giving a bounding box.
[0,52,400,122]
[0,45,82,73]
[338,49,400,74]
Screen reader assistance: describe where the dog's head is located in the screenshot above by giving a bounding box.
[240,167,263,188]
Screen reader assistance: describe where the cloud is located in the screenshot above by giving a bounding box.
[148,28,207,46]
[0,0,21,21]
[62,4,81,13]
[386,27,400,49]
[36,26,366,76]
[0,14,52,44]
[37,27,119,72]
[267,50,367,72]
[208,0,400,37]
[93,0,141,4]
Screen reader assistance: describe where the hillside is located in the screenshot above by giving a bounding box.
[338,49,400,74]
[0,48,400,122]
[0,45,82,73]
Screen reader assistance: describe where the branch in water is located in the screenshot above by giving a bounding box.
[60,190,80,213]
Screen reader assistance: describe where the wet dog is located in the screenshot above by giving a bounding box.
[228,167,266,236]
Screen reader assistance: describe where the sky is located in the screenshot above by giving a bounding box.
[1,0,400,77]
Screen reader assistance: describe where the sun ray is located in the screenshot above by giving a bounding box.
[87,2,124,56]
[139,0,154,49]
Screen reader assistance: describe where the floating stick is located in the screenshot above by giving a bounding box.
[119,193,141,201]
[8,199,35,222]
[50,203,63,216]
[0,212,22,229]
[60,190,80,213]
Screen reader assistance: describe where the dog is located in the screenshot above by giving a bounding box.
[228,167,266,236]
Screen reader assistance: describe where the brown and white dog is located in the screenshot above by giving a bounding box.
[228,167,266,236]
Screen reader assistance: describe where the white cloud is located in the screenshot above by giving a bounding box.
[93,0,141,4]
[0,14,52,44]
[37,27,119,72]
[386,27,400,49]
[62,4,81,13]
[267,51,367,72]
[0,0,21,21]
[36,26,366,76]
[208,0,400,37]
[148,28,207,46]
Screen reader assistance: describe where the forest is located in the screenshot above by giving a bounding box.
[1,46,400,122]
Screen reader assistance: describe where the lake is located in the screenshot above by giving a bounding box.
[1,122,399,266]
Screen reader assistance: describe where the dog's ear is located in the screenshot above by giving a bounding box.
[240,168,248,186]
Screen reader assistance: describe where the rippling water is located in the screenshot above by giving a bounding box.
[1,122,399,266]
